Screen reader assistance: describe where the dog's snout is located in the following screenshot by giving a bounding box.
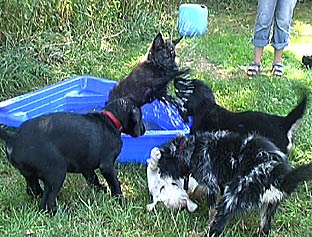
[160,185,165,192]
[172,182,178,187]
[140,123,146,136]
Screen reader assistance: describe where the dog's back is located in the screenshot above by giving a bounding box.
[4,112,121,171]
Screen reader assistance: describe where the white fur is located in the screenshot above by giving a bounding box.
[260,185,285,204]
[287,119,302,152]
[146,147,198,212]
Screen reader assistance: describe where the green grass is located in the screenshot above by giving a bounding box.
[1,1,312,236]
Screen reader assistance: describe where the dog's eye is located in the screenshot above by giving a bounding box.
[172,182,178,187]
[160,185,165,192]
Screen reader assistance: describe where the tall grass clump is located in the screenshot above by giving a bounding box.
[0,0,187,98]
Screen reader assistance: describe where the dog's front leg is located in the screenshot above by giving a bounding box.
[208,201,233,237]
[25,176,43,198]
[259,202,279,235]
[99,163,122,199]
[82,170,107,192]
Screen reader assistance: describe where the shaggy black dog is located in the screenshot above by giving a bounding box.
[0,98,145,213]
[174,78,307,154]
[157,132,312,236]
[302,55,312,69]
[109,32,189,108]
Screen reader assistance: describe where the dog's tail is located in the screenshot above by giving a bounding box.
[281,163,312,194]
[283,95,308,131]
[0,124,15,143]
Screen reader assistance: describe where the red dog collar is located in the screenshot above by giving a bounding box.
[102,110,123,132]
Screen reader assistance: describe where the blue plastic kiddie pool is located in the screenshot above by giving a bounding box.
[0,76,190,164]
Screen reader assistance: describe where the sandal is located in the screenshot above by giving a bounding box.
[272,63,283,77]
[247,63,261,77]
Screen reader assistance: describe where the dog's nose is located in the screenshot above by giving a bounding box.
[140,123,146,136]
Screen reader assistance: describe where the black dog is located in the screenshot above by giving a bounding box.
[174,78,307,154]
[109,32,189,107]
[0,98,145,213]
[157,132,312,236]
[302,55,312,69]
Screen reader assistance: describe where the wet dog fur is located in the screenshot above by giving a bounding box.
[157,131,312,236]
[109,32,189,108]
[146,147,198,212]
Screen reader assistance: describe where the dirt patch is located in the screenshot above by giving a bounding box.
[181,56,233,78]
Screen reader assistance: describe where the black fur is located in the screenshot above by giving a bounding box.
[302,55,312,69]
[109,32,189,107]
[157,132,312,236]
[174,78,307,154]
[0,98,145,213]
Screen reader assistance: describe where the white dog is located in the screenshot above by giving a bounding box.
[146,147,198,212]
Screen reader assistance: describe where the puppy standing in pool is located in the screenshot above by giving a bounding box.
[109,32,190,109]
[0,98,145,213]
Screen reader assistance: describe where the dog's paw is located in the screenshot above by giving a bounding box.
[146,203,156,211]
[147,147,161,170]
[150,147,161,161]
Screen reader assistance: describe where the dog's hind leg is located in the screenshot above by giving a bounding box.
[39,170,66,213]
[25,175,43,198]
[208,178,263,236]
[260,202,279,235]
[82,170,107,192]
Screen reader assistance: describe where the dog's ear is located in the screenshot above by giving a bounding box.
[152,32,164,50]
[172,36,183,46]
[184,196,198,213]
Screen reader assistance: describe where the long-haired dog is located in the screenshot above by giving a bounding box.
[109,32,189,108]
[174,78,307,154]
[157,131,312,236]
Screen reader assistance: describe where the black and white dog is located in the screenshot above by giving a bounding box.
[0,98,146,213]
[174,78,307,154]
[156,131,312,236]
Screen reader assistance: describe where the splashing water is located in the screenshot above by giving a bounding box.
[142,100,188,131]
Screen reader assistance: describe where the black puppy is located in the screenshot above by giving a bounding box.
[0,98,145,213]
[174,78,307,154]
[157,132,312,236]
[302,55,312,69]
[109,32,189,107]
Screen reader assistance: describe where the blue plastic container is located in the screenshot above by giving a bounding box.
[178,4,208,37]
[0,76,189,164]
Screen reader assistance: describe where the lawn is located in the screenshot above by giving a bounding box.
[0,1,312,237]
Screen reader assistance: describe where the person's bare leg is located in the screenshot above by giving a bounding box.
[247,47,264,76]
[273,48,283,64]
[254,47,264,64]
